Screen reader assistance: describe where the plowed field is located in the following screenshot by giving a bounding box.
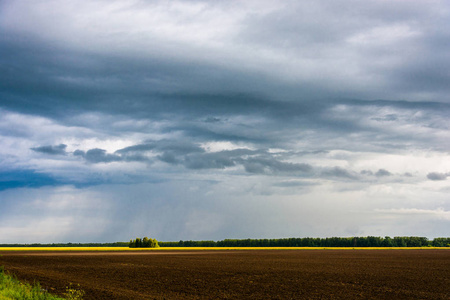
[0,249,449,299]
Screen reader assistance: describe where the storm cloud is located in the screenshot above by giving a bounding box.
[0,0,449,243]
[31,144,68,155]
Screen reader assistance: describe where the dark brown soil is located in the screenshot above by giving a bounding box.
[1,250,449,299]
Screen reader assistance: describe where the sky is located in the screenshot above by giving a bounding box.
[0,0,449,243]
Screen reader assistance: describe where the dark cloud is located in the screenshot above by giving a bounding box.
[375,169,392,177]
[0,170,60,191]
[156,147,313,175]
[77,142,314,176]
[2,33,449,153]
[3,26,447,152]
[0,167,117,191]
[157,152,180,165]
[427,172,448,181]
[116,140,204,155]
[115,144,157,154]
[241,157,312,175]
[74,148,150,164]
[361,169,394,178]
[184,152,236,170]
[76,149,122,163]
[73,150,85,157]
[321,167,359,180]
[117,140,205,165]
[120,143,252,170]
[31,144,67,155]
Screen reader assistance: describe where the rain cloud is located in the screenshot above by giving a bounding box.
[1,0,449,243]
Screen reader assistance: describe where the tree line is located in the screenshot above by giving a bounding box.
[129,237,159,248]
[159,236,450,247]
[2,236,449,248]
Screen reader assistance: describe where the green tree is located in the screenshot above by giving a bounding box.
[128,237,159,248]
[382,236,393,247]
[135,238,142,248]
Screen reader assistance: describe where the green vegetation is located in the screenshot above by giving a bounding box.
[63,284,84,300]
[0,267,84,300]
[159,236,450,248]
[129,237,159,248]
[0,266,63,300]
[431,237,450,247]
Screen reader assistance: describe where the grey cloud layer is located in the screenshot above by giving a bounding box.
[1,0,449,157]
[76,141,314,176]
[29,140,420,184]
[1,0,450,114]
[1,0,449,242]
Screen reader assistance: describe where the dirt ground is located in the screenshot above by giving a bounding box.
[0,249,449,299]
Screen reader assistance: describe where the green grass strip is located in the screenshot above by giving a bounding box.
[0,266,65,300]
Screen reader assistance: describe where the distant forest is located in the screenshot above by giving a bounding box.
[1,236,450,248]
[160,236,450,247]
